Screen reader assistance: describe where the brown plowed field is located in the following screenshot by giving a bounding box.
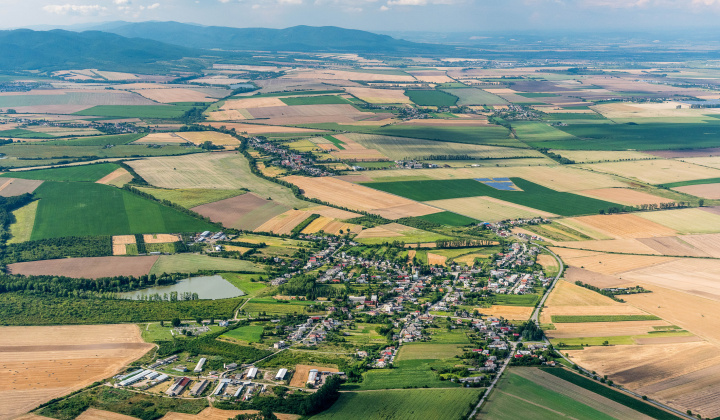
[0,178,43,197]
[132,88,214,103]
[133,133,187,144]
[112,235,136,256]
[567,342,720,419]
[620,258,720,301]
[567,214,677,239]
[202,122,325,135]
[557,252,673,275]
[7,256,159,279]
[637,236,710,257]
[0,325,152,420]
[553,239,660,255]
[564,266,630,289]
[192,193,288,231]
[283,175,440,219]
[673,183,720,199]
[577,188,673,206]
[678,233,720,258]
[548,320,670,339]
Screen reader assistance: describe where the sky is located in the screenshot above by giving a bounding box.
[3,0,720,33]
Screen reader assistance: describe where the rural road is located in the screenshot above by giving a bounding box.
[531,243,564,325]
[467,342,517,419]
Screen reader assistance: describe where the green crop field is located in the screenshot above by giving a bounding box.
[540,112,607,121]
[532,120,720,150]
[405,89,459,107]
[441,88,509,106]
[346,359,460,390]
[362,178,620,216]
[493,293,540,307]
[323,134,346,150]
[541,368,681,420]
[415,211,479,226]
[3,163,121,182]
[221,325,263,343]
[396,344,463,360]
[243,297,322,316]
[551,315,661,323]
[0,129,54,139]
[513,121,581,143]
[220,273,269,297]
[136,187,248,208]
[43,133,146,146]
[149,254,264,275]
[355,226,451,245]
[280,96,350,105]
[426,328,471,344]
[74,104,196,119]
[29,181,216,240]
[311,388,481,420]
[661,177,720,188]
[480,370,617,420]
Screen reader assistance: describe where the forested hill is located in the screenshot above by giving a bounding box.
[0,29,202,71]
[96,22,447,53]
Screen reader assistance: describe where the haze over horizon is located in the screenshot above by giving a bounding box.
[4,0,720,34]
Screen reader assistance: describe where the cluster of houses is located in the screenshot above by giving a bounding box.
[372,346,397,368]
[249,136,332,177]
[285,316,342,346]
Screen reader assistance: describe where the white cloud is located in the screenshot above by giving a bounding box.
[42,3,106,14]
[113,0,130,5]
[386,0,458,5]
[147,2,160,8]
[379,4,389,9]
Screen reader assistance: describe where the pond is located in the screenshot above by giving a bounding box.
[118,275,245,300]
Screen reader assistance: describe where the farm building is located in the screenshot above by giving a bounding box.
[246,367,258,379]
[275,368,288,380]
[118,369,152,387]
[194,357,207,373]
[233,384,245,398]
[213,379,231,396]
[118,368,143,381]
[189,379,209,396]
[167,377,191,396]
[308,369,319,384]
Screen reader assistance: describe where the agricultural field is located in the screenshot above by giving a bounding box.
[27,181,215,239]
[3,162,121,182]
[8,256,160,278]
[479,368,655,420]
[354,223,451,245]
[148,254,264,275]
[404,89,458,106]
[0,324,153,420]
[580,159,720,184]
[363,178,621,216]
[441,87,509,106]
[242,298,322,317]
[220,325,263,343]
[311,388,481,420]
[135,187,248,208]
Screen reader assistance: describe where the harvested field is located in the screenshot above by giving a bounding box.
[577,188,673,206]
[300,216,362,235]
[7,256,159,279]
[76,409,137,420]
[127,152,308,209]
[678,233,720,258]
[255,209,312,235]
[548,320,671,339]
[132,88,215,103]
[222,98,287,109]
[553,249,674,275]
[160,407,299,420]
[673,183,720,199]
[0,89,157,114]
[564,267,636,289]
[144,234,180,244]
[203,122,325,135]
[289,364,339,388]
[192,193,289,231]
[453,253,487,266]
[355,223,448,245]
[149,254,263,275]
[96,168,132,187]
[424,196,557,222]
[476,305,533,320]
[345,87,411,104]
[283,175,440,219]
[286,69,415,83]
[536,254,559,272]
[567,213,677,239]
[176,132,239,148]
[0,178,43,197]
[545,280,627,308]
[112,235,136,256]
[620,258,720,301]
[554,219,614,241]
[636,236,710,257]
[553,239,661,255]
[580,159,720,184]
[566,342,720,419]
[426,253,447,266]
[0,324,152,420]
[638,208,720,234]
[646,147,720,158]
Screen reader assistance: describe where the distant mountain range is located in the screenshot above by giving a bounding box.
[0,29,200,72]
[93,22,439,53]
